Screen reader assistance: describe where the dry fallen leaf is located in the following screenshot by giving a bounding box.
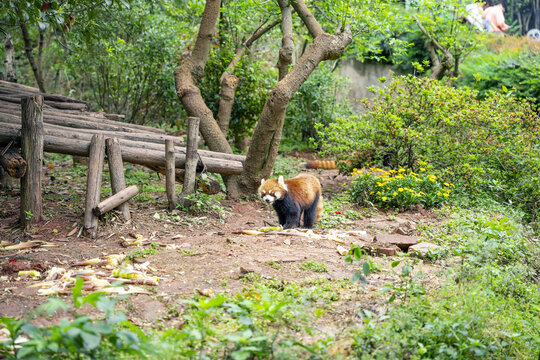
[196,288,214,297]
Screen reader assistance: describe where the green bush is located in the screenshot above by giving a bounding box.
[0,279,145,359]
[351,211,540,359]
[458,41,540,104]
[349,166,453,210]
[284,64,354,147]
[317,75,540,230]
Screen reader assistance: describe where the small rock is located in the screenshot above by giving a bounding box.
[217,231,225,236]
[408,242,440,258]
[283,239,291,245]
[375,234,418,251]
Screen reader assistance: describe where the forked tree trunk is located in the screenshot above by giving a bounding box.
[174,0,351,198]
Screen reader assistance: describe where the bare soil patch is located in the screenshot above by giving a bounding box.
[0,157,445,329]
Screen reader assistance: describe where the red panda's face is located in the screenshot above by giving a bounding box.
[258,178,287,204]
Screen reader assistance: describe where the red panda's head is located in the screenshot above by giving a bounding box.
[258,176,288,204]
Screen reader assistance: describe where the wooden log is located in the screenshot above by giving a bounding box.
[165,140,176,211]
[93,185,139,217]
[179,117,200,207]
[0,148,26,178]
[84,134,106,238]
[0,100,166,135]
[0,80,90,105]
[20,95,43,228]
[0,119,247,163]
[0,123,244,175]
[0,108,156,134]
[106,138,130,221]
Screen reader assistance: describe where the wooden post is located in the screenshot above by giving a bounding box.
[20,95,43,228]
[165,139,176,211]
[93,185,139,216]
[179,117,200,207]
[106,138,130,220]
[84,134,106,238]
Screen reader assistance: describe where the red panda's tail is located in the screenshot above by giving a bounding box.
[302,160,338,170]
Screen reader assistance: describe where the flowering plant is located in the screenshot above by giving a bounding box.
[348,165,453,210]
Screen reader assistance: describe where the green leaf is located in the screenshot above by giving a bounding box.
[81,331,101,350]
[362,261,371,276]
[71,278,84,307]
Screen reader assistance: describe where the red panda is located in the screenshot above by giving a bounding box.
[258,174,323,229]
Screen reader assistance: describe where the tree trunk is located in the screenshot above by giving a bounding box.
[175,0,351,198]
[216,74,239,135]
[4,34,17,83]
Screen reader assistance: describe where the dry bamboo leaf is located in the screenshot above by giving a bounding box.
[196,288,214,297]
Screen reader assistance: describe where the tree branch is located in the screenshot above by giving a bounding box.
[174,0,233,154]
[217,16,282,135]
[290,0,323,38]
[16,7,46,92]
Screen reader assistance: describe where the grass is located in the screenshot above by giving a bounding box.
[300,261,328,273]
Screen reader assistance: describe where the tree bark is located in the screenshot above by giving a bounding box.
[4,34,17,83]
[20,95,44,228]
[216,74,239,135]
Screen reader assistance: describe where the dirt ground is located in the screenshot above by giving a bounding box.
[0,160,445,331]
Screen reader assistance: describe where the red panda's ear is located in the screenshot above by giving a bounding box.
[278,176,285,187]
[260,178,265,185]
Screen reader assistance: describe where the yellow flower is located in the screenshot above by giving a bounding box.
[443,193,449,197]
[393,192,398,196]
[450,183,455,188]
[377,191,381,195]
[420,168,426,172]
[437,191,441,196]
[382,196,388,201]
[377,182,384,187]
[444,182,450,186]
[398,188,404,192]
[398,168,405,172]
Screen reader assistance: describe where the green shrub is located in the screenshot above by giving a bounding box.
[285,63,354,147]
[458,40,540,104]
[317,75,539,230]
[0,279,145,359]
[349,166,453,210]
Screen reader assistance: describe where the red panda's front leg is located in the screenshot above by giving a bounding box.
[273,193,301,229]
